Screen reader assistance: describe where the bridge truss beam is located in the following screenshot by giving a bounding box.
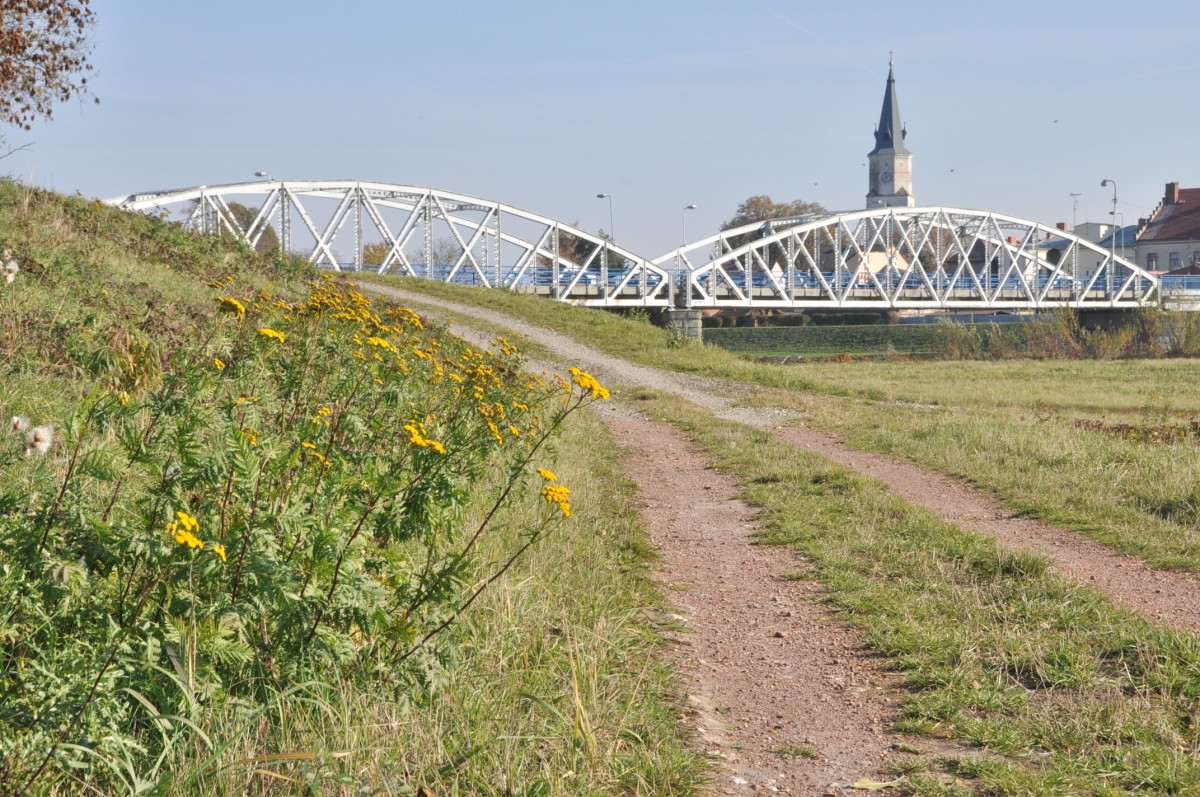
[107,183,1159,311]
[654,206,1158,310]
[107,180,673,308]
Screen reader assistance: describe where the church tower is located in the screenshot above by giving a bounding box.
[866,59,915,209]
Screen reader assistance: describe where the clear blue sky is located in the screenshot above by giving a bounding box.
[12,0,1200,257]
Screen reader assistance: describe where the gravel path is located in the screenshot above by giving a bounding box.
[602,407,937,794]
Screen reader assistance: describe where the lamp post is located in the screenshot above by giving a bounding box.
[673,204,697,307]
[596,193,615,242]
[682,204,698,246]
[1101,179,1117,294]
[254,171,272,181]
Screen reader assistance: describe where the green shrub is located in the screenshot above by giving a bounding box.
[0,277,605,793]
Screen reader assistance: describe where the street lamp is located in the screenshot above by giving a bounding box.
[255,171,272,181]
[1101,179,1117,291]
[596,193,615,242]
[682,204,698,246]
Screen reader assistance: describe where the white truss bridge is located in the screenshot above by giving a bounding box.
[108,180,1162,311]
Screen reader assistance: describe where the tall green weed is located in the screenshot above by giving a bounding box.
[0,276,606,793]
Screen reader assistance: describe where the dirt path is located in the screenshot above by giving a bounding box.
[363,281,1200,635]
[601,407,930,794]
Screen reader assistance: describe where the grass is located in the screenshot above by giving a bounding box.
[775,357,1200,415]
[374,276,1200,573]
[773,744,820,760]
[634,387,1200,796]
[0,183,706,796]
[705,324,942,357]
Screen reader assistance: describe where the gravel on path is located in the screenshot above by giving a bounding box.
[361,281,1200,635]
[600,407,927,795]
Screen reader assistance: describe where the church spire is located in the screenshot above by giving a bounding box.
[871,57,909,156]
[865,55,915,209]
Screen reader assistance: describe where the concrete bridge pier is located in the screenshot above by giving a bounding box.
[657,308,703,341]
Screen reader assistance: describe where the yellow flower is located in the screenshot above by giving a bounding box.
[258,327,285,343]
[568,368,610,401]
[301,441,317,450]
[212,544,227,563]
[213,357,225,371]
[219,297,246,317]
[166,510,204,549]
[541,483,571,518]
[117,391,130,406]
[365,336,397,352]
[537,468,557,481]
[404,421,447,455]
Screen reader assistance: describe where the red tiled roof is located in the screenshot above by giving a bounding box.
[1140,188,1200,242]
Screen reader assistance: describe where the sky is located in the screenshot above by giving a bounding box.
[11,0,1200,258]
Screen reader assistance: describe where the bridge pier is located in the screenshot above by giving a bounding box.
[656,308,703,341]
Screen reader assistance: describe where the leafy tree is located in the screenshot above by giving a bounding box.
[362,241,391,265]
[0,0,97,150]
[226,202,279,255]
[717,195,826,270]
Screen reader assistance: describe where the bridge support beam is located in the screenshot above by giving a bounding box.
[1076,309,1139,330]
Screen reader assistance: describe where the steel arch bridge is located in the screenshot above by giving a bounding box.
[107,180,672,307]
[107,181,1159,311]
[652,206,1158,310]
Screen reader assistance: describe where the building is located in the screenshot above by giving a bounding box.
[866,61,915,209]
[1136,183,1200,273]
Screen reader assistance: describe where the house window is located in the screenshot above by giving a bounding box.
[1147,252,1159,269]
[1170,252,1182,269]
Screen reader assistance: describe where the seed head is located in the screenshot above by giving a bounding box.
[10,416,28,432]
[26,425,53,456]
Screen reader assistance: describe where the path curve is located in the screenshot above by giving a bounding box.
[363,282,1200,635]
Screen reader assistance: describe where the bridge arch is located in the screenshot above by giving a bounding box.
[653,206,1158,310]
[106,180,673,307]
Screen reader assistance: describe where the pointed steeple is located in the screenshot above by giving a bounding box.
[870,59,909,156]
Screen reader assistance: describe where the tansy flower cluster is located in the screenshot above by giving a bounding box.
[165,511,227,561]
[404,421,447,455]
[538,468,571,518]
[220,297,246,317]
[569,367,610,401]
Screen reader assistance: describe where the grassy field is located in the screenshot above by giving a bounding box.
[638,388,1200,796]
[705,324,942,357]
[0,184,704,796]
[773,358,1200,415]
[375,277,1200,575]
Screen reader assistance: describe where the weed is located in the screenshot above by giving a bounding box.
[773,744,819,759]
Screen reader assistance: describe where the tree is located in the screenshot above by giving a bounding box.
[0,1,97,150]
[717,195,826,270]
[226,202,279,255]
[408,236,465,268]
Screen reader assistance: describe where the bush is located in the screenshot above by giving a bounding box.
[0,277,606,793]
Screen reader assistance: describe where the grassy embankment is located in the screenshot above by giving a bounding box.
[638,388,1200,796]
[373,276,1200,573]
[0,183,704,796]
